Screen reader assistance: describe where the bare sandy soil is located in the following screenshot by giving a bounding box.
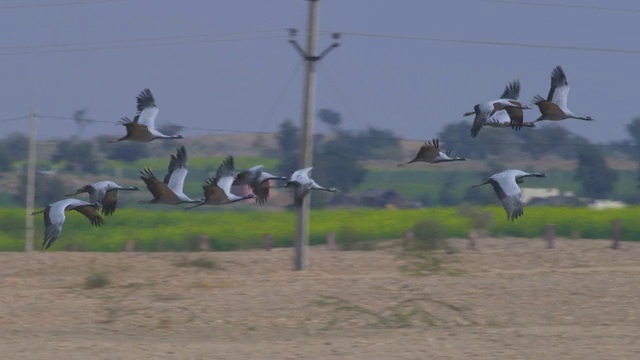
[1,237,639,360]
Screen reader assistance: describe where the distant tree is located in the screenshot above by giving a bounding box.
[2,133,29,162]
[314,131,367,193]
[276,120,300,176]
[15,172,67,207]
[438,121,518,160]
[0,146,11,171]
[72,108,93,138]
[277,119,298,154]
[51,140,101,174]
[437,173,459,206]
[317,108,343,128]
[574,145,618,199]
[625,117,640,191]
[355,126,402,160]
[516,124,590,159]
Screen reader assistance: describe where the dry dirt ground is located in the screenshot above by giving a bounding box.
[1,238,639,360]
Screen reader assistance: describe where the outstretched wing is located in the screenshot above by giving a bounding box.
[548,66,570,110]
[166,146,188,193]
[412,138,441,161]
[500,79,520,100]
[135,88,159,130]
[140,168,175,200]
[42,205,62,249]
[74,205,104,227]
[101,190,118,216]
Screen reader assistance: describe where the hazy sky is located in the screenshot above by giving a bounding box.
[0,0,639,143]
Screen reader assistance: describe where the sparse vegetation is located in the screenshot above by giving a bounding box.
[175,257,220,270]
[84,272,111,289]
[335,225,375,251]
[410,218,450,252]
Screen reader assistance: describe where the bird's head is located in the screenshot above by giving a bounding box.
[582,116,594,121]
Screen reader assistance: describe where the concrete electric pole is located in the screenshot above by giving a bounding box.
[25,108,38,252]
[289,0,340,270]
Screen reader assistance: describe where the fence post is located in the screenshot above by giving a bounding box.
[198,235,209,251]
[611,220,621,250]
[326,232,337,251]
[545,224,555,249]
[124,239,135,252]
[468,230,477,251]
[263,234,273,251]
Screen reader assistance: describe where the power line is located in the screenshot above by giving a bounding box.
[0,33,288,56]
[330,31,640,54]
[0,115,31,123]
[259,60,304,132]
[0,0,125,10]
[0,29,285,51]
[479,0,640,13]
[26,114,639,149]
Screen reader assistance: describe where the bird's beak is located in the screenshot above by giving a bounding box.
[462,111,475,117]
[64,189,81,196]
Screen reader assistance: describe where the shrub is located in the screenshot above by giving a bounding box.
[410,218,449,251]
[175,257,220,270]
[84,272,111,289]
[335,225,371,251]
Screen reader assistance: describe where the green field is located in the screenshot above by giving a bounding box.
[2,206,637,252]
[356,168,638,201]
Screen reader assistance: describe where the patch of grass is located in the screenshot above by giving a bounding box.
[175,257,221,270]
[84,272,111,289]
[335,225,375,251]
[409,218,451,252]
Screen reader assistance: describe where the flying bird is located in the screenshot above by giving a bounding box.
[65,181,139,216]
[139,146,198,205]
[110,88,184,142]
[464,79,531,138]
[285,167,338,208]
[186,156,256,209]
[470,169,546,221]
[531,66,593,122]
[233,165,287,205]
[398,138,465,166]
[31,198,103,249]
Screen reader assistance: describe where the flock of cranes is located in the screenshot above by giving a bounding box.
[31,65,590,249]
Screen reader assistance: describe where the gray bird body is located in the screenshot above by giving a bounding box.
[140,146,198,205]
[31,198,103,249]
[111,88,184,142]
[233,165,287,205]
[471,169,546,221]
[66,180,139,216]
[186,156,255,209]
[532,66,593,122]
[285,167,338,208]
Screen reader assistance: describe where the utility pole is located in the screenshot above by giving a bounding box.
[25,108,38,252]
[289,0,340,270]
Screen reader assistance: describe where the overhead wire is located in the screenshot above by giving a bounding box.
[258,60,304,133]
[0,33,288,56]
[12,114,637,149]
[0,115,30,123]
[479,0,640,13]
[326,30,640,54]
[0,0,125,10]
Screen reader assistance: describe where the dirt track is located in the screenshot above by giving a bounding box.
[0,237,639,359]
